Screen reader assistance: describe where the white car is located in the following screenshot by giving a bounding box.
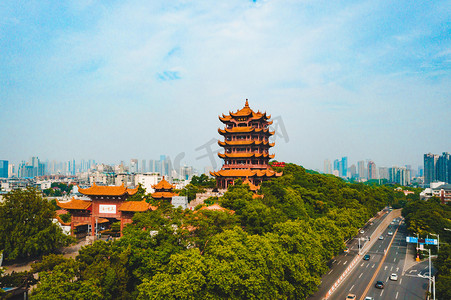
[379,235,384,240]
[388,231,393,236]
[364,297,374,300]
[390,273,398,281]
[360,230,364,234]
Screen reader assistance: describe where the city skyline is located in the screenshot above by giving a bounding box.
[1,1,450,171]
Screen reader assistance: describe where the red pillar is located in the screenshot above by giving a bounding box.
[91,216,96,236]
[120,212,124,237]
[70,221,75,236]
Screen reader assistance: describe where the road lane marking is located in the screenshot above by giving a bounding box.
[394,258,396,262]
[396,267,399,272]
[361,263,364,267]
[328,269,333,275]
[366,264,369,268]
[372,264,375,268]
[384,266,387,271]
[359,222,400,300]
[390,266,393,271]
[337,260,341,265]
[380,289,384,297]
[344,261,348,265]
[359,272,363,278]
[350,284,355,291]
[396,291,399,299]
[400,278,402,284]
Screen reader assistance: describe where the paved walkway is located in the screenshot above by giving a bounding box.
[402,242,424,274]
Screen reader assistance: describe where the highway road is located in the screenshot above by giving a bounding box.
[330,218,430,300]
[309,208,390,300]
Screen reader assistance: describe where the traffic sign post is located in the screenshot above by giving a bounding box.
[406,236,437,245]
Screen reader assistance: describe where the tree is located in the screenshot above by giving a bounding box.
[179,184,205,201]
[0,188,73,261]
[126,183,147,202]
[190,174,216,188]
[32,257,103,300]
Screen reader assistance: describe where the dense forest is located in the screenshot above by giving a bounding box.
[2,164,396,299]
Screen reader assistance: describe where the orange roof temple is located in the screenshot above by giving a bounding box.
[211,99,282,190]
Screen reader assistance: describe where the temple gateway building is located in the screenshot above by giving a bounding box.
[57,183,154,236]
[211,100,282,189]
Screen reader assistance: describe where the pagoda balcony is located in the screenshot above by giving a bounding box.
[224,150,272,154]
[222,164,269,169]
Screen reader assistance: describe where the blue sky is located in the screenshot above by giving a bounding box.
[1,0,450,171]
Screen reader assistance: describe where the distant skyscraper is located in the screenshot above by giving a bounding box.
[324,159,331,174]
[0,160,8,178]
[358,160,366,179]
[378,167,389,180]
[149,160,156,173]
[349,164,357,179]
[367,161,377,180]
[130,159,138,173]
[418,166,424,177]
[141,159,147,173]
[340,156,348,177]
[389,166,411,186]
[437,152,450,183]
[333,159,339,172]
[8,163,15,177]
[424,153,439,185]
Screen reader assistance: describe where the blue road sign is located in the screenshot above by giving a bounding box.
[425,238,438,245]
[406,236,418,243]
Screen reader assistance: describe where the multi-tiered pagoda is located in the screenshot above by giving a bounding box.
[211,99,282,189]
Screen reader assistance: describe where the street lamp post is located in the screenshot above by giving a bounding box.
[431,233,439,252]
[428,248,432,299]
[432,275,436,300]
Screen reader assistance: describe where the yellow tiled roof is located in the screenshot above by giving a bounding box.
[78,183,138,196]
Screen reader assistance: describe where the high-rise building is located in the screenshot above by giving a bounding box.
[340,156,348,177]
[149,160,156,173]
[418,166,424,177]
[389,166,411,186]
[0,160,8,178]
[378,167,389,180]
[367,161,377,180]
[324,159,331,174]
[333,159,340,172]
[358,160,366,179]
[424,153,440,185]
[180,165,194,180]
[8,163,15,177]
[141,159,147,173]
[130,159,138,173]
[437,152,450,183]
[349,164,357,179]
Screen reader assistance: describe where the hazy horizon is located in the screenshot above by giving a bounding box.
[1,1,450,172]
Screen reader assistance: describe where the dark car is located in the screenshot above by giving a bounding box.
[363,254,370,260]
[375,281,384,289]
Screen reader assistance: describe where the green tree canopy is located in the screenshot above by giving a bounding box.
[0,188,73,261]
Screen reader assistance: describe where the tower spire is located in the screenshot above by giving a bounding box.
[245,99,249,107]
